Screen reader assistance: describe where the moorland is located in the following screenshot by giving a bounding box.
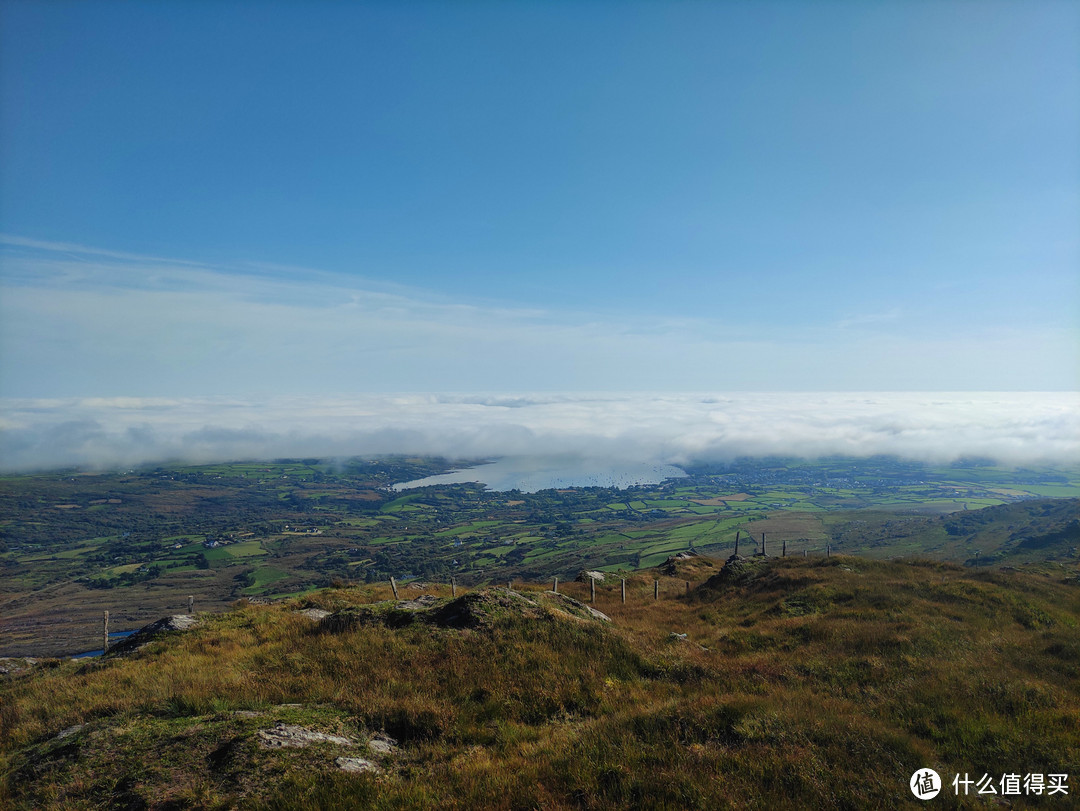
[1,455,1079,808]
[1,455,1078,658]
[2,553,1078,808]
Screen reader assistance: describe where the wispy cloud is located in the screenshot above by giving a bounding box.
[1,237,1078,397]
[0,233,209,267]
[837,307,903,329]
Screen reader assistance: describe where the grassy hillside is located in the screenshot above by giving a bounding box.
[2,555,1078,809]
[3,456,1076,660]
[824,498,1080,568]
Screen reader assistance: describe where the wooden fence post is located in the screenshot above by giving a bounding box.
[686,580,690,594]
[590,577,595,603]
[827,544,831,558]
[762,532,767,557]
[390,577,399,599]
[803,549,807,558]
[621,578,626,604]
[451,577,456,597]
[508,579,513,591]
[552,576,558,593]
[734,530,740,556]
[187,595,194,613]
[654,580,659,600]
[782,540,787,558]
[102,610,109,655]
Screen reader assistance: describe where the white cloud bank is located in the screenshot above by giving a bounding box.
[0,392,1076,472]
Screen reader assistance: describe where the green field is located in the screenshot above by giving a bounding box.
[202,541,266,563]
[3,455,1078,660]
[242,566,291,594]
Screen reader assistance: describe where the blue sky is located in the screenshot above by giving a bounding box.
[1,0,1078,397]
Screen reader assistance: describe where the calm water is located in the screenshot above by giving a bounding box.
[71,629,137,659]
[393,456,686,493]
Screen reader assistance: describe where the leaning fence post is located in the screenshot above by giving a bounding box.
[686,580,690,594]
[734,530,740,556]
[654,579,659,600]
[390,577,399,599]
[621,578,626,604]
[102,610,109,655]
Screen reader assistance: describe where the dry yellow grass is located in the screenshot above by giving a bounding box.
[2,556,1078,809]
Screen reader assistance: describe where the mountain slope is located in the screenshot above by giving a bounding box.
[825,497,1080,567]
[2,556,1078,809]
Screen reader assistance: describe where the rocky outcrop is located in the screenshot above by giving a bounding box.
[105,615,199,657]
[544,591,611,623]
[428,589,544,629]
[258,723,356,749]
[661,551,698,575]
[336,756,382,774]
[366,732,398,755]
[0,657,41,677]
[257,722,397,775]
[699,555,772,589]
[576,570,606,583]
[320,595,440,632]
[320,605,382,633]
[429,588,613,629]
[395,595,438,611]
[55,724,85,740]
[319,588,613,633]
[294,608,332,621]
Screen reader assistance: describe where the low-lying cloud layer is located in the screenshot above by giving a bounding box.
[1,392,1076,472]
